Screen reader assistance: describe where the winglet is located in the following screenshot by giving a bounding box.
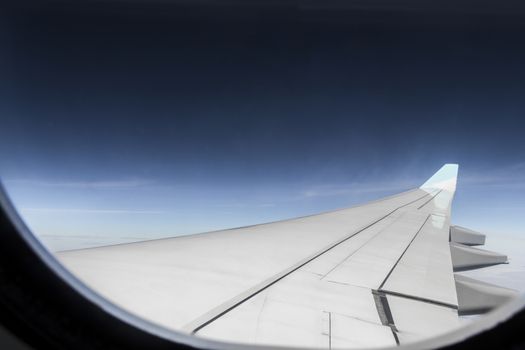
[420,164,459,192]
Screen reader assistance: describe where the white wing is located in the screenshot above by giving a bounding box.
[57,164,515,348]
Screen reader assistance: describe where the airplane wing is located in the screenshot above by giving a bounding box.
[56,164,516,348]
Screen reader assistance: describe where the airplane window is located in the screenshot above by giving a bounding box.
[1,1,525,349]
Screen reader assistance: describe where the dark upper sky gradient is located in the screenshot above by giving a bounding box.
[1,1,525,251]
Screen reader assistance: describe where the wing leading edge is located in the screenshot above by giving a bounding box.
[56,164,515,348]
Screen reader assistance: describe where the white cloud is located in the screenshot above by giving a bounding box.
[4,179,152,189]
[20,207,165,214]
[297,180,414,199]
[459,162,525,189]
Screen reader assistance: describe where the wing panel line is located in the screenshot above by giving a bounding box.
[187,191,433,334]
[377,214,431,290]
[318,212,407,280]
[417,189,443,209]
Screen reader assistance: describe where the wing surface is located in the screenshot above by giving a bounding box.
[57,164,465,348]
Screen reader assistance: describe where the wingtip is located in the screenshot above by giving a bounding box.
[420,163,459,192]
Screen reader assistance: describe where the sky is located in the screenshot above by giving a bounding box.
[1,1,525,294]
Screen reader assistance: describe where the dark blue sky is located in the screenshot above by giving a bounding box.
[1,2,525,250]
